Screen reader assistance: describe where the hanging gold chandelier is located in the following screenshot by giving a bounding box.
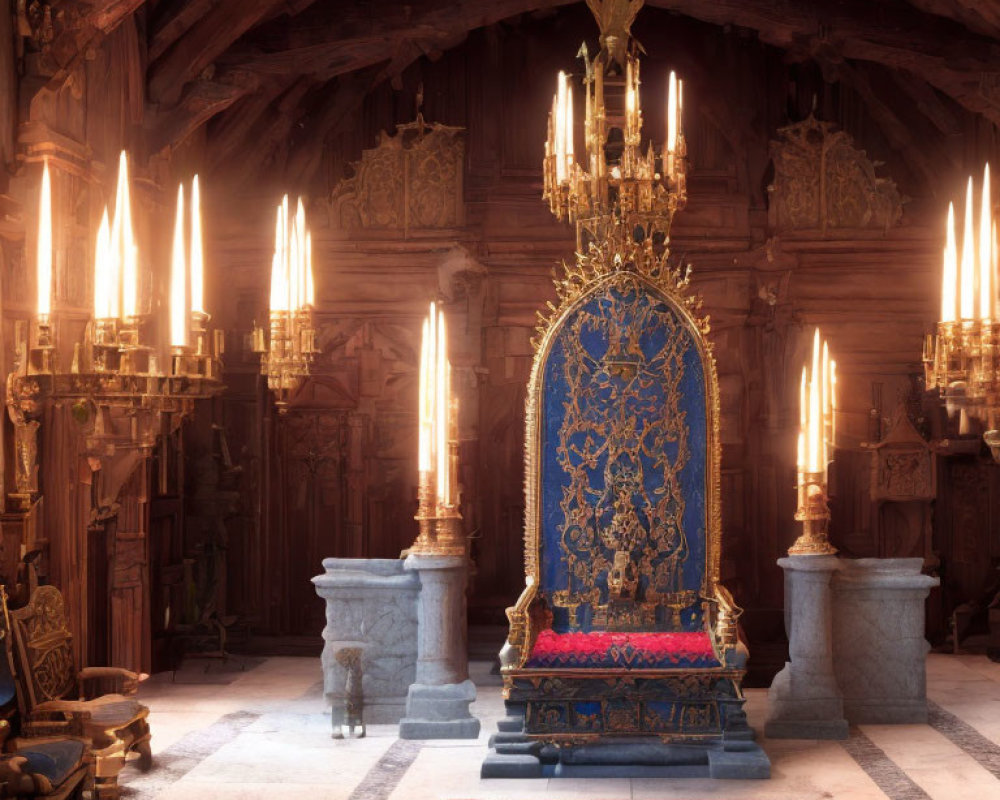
[922,164,1000,459]
[543,0,687,246]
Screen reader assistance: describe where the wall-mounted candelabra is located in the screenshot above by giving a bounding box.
[252,195,318,405]
[6,153,224,510]
[543,0,687,249]
[791,328,837,555]
[411,301,463,556]
[922,164,1000,460]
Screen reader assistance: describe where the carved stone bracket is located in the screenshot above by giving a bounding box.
[767,114,902,234]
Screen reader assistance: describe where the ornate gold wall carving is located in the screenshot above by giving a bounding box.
[768,115,902,234]
[327,116,464,233]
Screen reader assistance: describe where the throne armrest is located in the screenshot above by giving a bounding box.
[77,666,144,697]
[500,582,538,670]
[705,584,746,668]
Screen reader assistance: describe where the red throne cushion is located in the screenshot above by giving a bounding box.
[524,629,720,669]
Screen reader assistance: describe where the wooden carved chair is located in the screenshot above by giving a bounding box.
[3,585,151,798]
[0,587,90,800]
[483,229,768,778]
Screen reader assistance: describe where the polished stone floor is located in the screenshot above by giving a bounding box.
[118,653,1000,800]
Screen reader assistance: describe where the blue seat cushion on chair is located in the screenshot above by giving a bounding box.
[17,739,85,787]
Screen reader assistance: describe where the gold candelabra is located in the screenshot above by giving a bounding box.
[543,0,687,250]
[411,302,464,556]
[252,195,318,405]
[6,154,224,512]
[923,165,1000,459]
[790,328,837,555]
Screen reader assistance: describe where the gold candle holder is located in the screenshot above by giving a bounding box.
[411,470,465,557]
[789,470,835,556]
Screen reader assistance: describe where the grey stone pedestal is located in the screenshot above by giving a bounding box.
[398,553,480,739]
[832,558,939,723]
[312,559,419,729]
[765,555,848,739]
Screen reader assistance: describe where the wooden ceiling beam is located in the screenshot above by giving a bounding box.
[206,76,297,158]
[890,72,962,138]
[216,0,571,77]
[146,68,261,155]
[147,0,286,105]
[647,0,1000,127]
[210,77,314,181]
[148,0,217,62]
[903,0,1000,41]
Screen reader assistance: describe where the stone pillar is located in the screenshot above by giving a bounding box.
[832,558,939,723]
[765,555,848,739]
[398,553,480,739]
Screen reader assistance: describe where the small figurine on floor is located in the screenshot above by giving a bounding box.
[333,647,365,739]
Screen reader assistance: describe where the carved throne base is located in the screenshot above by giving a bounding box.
[482,672,769,779]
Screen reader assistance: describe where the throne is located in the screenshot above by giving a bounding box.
[482,233,769,778]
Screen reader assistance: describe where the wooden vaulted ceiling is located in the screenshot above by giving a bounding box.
[48,0,1000,177]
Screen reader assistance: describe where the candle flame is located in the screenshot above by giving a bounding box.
[981,164,993,321]
[436,309,449,505]
[666,71,677,155]
[942,202,957,323]
[268,194,314,316]
[808,327,821,473]
[305,232,314,307]
[555,72,568,183]
[961,176,975,320]
[798,328,836,491]
[419,316,431,473]
[94,208,112,320]
[170,184,188,348]
[269,204,284,312]
[111,151,138,320]
[190,174,204,315]
[37,160,52,318]
[830,358,837,448]
[417,301,454,509]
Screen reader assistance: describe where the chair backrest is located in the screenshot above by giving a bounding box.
[8,586,75,710]
[525,274,721,634]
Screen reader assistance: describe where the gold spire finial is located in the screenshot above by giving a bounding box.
[585,0,644,66]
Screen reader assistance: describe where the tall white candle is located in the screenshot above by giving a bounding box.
[436,308,449,506]
[37,160,52,319]
[808,327,821,474]
[942,202,957,323]
[666,71,677,156]
[94,208,112,320]
[169,184,188,348]
[961,177,975,320]
[190,174,205,315]
[113,151,138,320]
[980,164,992,321]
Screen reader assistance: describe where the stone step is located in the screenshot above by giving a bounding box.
[480,754,543,779]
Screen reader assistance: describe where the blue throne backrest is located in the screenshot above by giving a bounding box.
[537,279,711,634]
